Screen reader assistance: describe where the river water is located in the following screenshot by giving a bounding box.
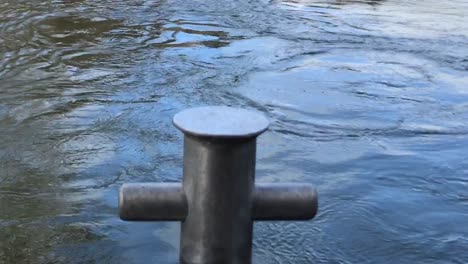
[1,0,468,263]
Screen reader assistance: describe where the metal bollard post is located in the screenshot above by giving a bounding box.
[119,106,318,264]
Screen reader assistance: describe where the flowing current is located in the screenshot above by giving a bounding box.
[1,0,468,263]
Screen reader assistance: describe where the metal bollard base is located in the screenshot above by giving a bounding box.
[118,106,319,264]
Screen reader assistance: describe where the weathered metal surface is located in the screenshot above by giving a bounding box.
[173,106,269,138]
[119,183,187,221]
[253,183,318,221]
[119,106,318,264]
[180,133,257,264]
[120,182,318,222]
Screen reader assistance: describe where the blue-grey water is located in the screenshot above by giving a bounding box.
[1,0,468,263]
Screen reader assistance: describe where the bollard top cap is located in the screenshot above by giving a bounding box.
[173,106,269,138]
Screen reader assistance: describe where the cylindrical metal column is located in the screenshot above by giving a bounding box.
[173,106,269,264]
[181,135,256,264]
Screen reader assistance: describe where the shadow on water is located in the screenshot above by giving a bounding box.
[1,0,468,263]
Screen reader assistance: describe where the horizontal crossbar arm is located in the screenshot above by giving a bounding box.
[253,183,318,221]
[119,183,187,221]
[119,182,317,222]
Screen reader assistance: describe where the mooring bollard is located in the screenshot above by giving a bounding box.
[119,106,318,264]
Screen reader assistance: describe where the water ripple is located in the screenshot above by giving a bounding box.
[1,0,468,263]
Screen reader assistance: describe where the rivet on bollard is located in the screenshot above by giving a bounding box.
[119,106,318,264]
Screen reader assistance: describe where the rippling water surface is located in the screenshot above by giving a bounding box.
[1,0,468,263]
